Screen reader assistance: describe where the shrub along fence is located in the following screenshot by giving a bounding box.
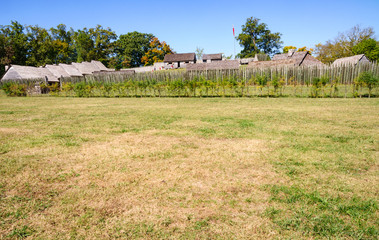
[1,63,379,98]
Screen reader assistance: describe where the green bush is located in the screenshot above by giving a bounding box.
[2,82,27,96]
[356,72,378,97]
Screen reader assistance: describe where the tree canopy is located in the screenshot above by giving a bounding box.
[114,32,154,68]
[236,17,282,58]
[141,37,173,66]
[0,21,174,76]
[352,38,379,61]
[283,46,314,54]
[315,25,375,63]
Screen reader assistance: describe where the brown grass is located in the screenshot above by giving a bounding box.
[3,132,278,239]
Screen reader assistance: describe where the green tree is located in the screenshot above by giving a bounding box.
[87,25,117,64]
[0,21,28,66]
[352,38,379,61]
[283,46,297,53]
[315,25,375,64]
[25,25,55,66]
[0,34,14,77]
[236,17,282,58]
[72,28,94,62]
[114,31,154,68]
[195,47,204,61]
[50,24,74,63]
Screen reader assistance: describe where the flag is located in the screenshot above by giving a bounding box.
[233,25,235,37]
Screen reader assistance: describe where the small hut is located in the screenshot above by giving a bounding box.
[202,53,222,63]
[1,65,58,83]
[163,53,196,69]
[332,54,370,67]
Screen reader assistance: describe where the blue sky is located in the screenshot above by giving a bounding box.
[1,0,378,58]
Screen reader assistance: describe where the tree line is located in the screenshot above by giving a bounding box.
[1,18,378,79]
[0,21,173,77]
[236,17,379,64]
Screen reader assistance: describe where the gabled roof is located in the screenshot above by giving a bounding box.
[45,64,71,79]
[164,53,196,62]
[202,53,222,61]
[59,64,83,77]
[248,51,323,68]
[72,62,101,75]
[38,67,59,82]
[272,51,308,65]
[1,65,58,82]
[91,60,109,71]
[332,54,369,66]
[2,65,43,80]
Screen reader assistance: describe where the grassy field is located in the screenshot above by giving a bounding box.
[0,95,378,239]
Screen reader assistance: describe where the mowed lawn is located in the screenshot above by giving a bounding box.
[0,96,378,239]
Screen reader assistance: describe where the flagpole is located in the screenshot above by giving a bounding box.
[233,25,236,59]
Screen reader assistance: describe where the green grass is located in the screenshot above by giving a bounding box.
[0,95,378,239]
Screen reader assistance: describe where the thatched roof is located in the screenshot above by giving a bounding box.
[164,53,196,62]
[248,59,299,67]
[1,65,58,82]
[91,60,109,71]
[38,67,59,82]
[59,64,83,77]
[1,61,115,82]
[272,51,308,65]
[186,60,240,70]
[249,51,323,68]
[72,62,101,75]
[2,65,40,80]
[332,54,370,66]
[45,64,71,79]
[202,53,222,61]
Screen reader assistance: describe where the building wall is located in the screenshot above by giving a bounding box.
[164,61,195,69]
[203,59,222,63]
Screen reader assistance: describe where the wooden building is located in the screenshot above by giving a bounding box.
[1,61,114,84]
[202,53,222,63]
[163,53,196,69]
[1,65,59,83]
[249,50,323,67]
[332,54,370,67]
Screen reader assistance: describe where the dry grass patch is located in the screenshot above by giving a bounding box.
[2,132,277,239]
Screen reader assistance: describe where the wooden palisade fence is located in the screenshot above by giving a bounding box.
[1,62,378,98]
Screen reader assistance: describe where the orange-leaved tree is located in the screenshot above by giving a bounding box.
[283,46,314,55]
[141,37,173,66]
